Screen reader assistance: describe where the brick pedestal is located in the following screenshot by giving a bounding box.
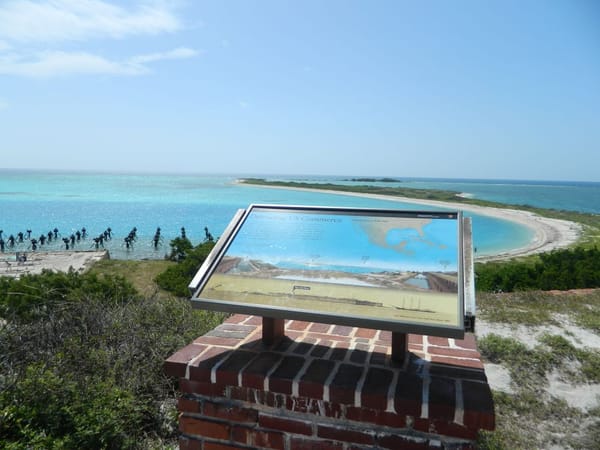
[165,315,494,450]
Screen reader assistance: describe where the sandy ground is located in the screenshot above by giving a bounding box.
[251,184,583,262]
[0,250,108,278]
[477,316,600,412]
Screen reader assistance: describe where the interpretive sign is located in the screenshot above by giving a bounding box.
[190,205,474,338]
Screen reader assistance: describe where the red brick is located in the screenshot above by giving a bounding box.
[219,323,257,333]
[273,337,295,352]
[408,344,423,352]
[455,333,477,350]
[292,341,315,355]
[309,322,331,333]
[408,334,423,344]
[349,343,370,364]
[429,364,487,382]
[179,379,227,397]
[344,406,395,428]
[286,330,303,340]
[369,346,388,366]
[179,416,229,440]
[203,442,246,450]
[428,420,477,440]
[259,413,313,436]
[355,328,377,339]
[462,380,495,430]
[178,397,201,413]
[241,352,283,389]
[194,335,244,348]
[188,346,231,382]
[287,396,343,418]
[428,345,480,359]
[377,433,429,450]
[332,325,354,336]
[269,355,305,394]
[318,425,375,445]
[215,350,258,386]
[243,315,263,326]
[330,363,364,405]
[361,367,394,410]
[378,330,392,344]
[290,437,344,450]
[224,314,250,324]
[203,400,258,424]
[228,385,251,402]
[429,355,483,369]
[427,336,449,347]
[330,341,350,361]
[309,341,330,357]
[179,435,202,450]
[394,372,423,416]
[299,359,336,398]
[232,426,285,449]
[428,376,456,421]
[164,343,208,378]
[288,320,310,331]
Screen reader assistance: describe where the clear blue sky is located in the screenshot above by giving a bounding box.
[1,1,599,181]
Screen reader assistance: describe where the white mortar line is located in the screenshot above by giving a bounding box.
[210,352,231,384]
[354,366,369,407]
[454,379,465,425]
[386,369,400,413]
[420,363,430,419]
[323,361,341,402]
[292,358,313,397]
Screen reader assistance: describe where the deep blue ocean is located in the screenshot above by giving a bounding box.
[1,170,598,260]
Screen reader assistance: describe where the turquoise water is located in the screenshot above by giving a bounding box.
[285,175,600,214]
[2,169,583,260]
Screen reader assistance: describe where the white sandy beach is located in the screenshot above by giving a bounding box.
[0,250,108,278]
[248,184,583,262]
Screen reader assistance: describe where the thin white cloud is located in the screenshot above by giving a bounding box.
[129,47,199,65]
[0,1,198,78]
[0,48,198,78]
[0,0,181,43]
[0,51,141,77]
[0,98,8,110]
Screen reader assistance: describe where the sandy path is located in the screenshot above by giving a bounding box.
[248,184,582,262]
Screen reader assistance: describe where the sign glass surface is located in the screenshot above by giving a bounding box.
[193,205,464,336]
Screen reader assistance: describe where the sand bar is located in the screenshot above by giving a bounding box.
[246,184,583,262]
[0,250,108,278]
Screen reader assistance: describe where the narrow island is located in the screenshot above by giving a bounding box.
[238,178,586,262]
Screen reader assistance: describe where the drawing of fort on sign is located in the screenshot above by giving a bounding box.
[197,207,463,329]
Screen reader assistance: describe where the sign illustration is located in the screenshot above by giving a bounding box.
[190,205,469,337]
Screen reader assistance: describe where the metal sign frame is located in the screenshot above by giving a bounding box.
[190,204,475,338]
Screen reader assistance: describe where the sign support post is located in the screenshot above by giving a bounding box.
[262,317,285,346]
[391,332,408,364]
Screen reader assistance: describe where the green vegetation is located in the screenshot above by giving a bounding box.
[476,246,600,292]
[343,177,401,182]
[155,238,216,297]
[476,288,600,449]
[477,289,600,332]
[0,237,224,449]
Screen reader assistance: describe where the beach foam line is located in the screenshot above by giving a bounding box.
[246,184,582,262]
